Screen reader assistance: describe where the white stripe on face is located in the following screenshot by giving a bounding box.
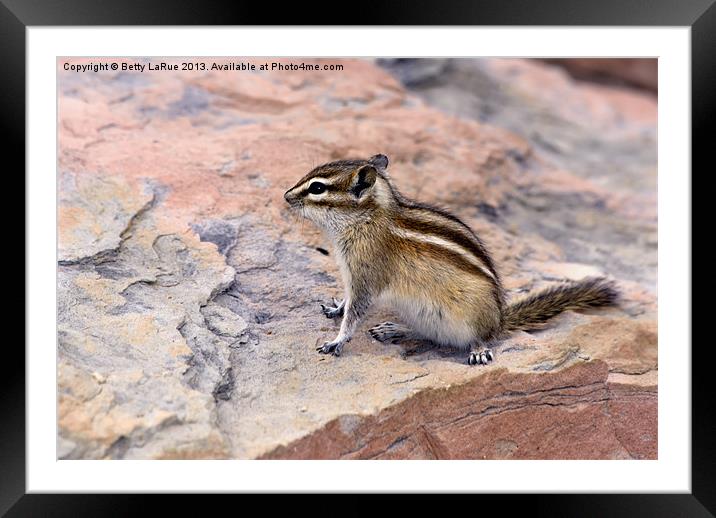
[392,228,497,281]
[292,176,336,198]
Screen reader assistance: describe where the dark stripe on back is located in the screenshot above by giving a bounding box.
[395,211,499,280]
[387,183,497,271]
[405,238,504,314]
[404,238,498,289]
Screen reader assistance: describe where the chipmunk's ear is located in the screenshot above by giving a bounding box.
[369,154,389,170]
[351,165,377,198]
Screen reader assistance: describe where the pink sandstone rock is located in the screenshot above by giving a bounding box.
[57,58,656,459]
[540,58,658,93]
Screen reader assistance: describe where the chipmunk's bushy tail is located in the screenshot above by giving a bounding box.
[502,277,618,332]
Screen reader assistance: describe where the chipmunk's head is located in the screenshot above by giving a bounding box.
[284,154,394,232]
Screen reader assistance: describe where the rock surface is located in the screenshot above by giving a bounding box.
[539,58,658,93]
[58,57,657,459]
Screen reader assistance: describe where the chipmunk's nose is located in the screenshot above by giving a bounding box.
[284,189,294,204]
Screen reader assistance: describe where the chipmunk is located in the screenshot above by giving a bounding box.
[284,154,618,365]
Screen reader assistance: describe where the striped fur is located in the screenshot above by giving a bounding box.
[285,154,619,358]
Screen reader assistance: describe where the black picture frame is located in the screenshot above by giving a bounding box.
[6,0,711,513]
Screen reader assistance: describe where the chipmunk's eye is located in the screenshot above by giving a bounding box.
[308,182,327,195]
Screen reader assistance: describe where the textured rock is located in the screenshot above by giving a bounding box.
[58,57,657,459]
[540,58,658,93]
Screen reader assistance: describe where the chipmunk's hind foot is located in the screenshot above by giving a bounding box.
[320,297,345,319]
[468,347,494,366]
[369,321,414,344]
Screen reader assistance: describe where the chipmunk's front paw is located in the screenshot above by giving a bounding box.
[316,339,345,356]
[468,348,494,366]
[320,297,345,319]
